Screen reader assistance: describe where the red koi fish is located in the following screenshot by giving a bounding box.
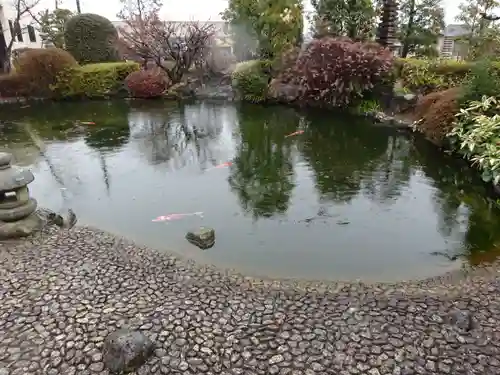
[152,212,204,222]
[285,130,304,138]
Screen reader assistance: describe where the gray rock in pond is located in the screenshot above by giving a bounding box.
[186,227,215,249]
[37,208,77,229]
[103,329,154,373]
[0,213,42,239]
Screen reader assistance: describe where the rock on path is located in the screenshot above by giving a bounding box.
[0,226,499,374]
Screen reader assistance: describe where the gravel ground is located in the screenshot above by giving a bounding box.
[0,226,500,375]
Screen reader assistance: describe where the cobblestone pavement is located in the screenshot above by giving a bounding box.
[0,226,500,375]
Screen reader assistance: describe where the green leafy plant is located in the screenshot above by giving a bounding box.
[231,59,272,103]
[53,61,139,98]
[222,0,303,60]
[460,59,500,104]
[352,99,381,115]
[64,13,120,64]
[448,96,500,184]
[396,57,500,95]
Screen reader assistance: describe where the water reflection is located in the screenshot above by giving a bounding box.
[2,100,500,281]
[412,139,500,265]
[128,102,231,170]
[299,111,397,204]
[228,104,297,219]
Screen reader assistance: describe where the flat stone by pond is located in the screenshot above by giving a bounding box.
[1,100,500,282]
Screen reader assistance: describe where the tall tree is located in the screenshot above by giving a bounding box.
[456,0,500,58]
[30,8,74,48]
[76,0,81,13]
[398,0,445,57]
[221,0,303,60]
[117,0,163,20]
[310,0,375,40]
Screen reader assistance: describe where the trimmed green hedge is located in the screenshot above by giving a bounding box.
[53,61,140,98]
[395,58,500,95]
[64,13,119,64]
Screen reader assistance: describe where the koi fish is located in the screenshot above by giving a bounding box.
[285,130,304,138]
[152,212,204,222]
[81,121,95,125]
[205,162,232,171]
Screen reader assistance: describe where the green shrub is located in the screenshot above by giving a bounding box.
[396,58,500,94]
[278,38,394,108]
[64,13,119,64]
[0,74,31,97]
[53,61,140,98]
[448,96,500,184]
[461,60,500,104]
[17,48,78,97]
[231,59,272,103]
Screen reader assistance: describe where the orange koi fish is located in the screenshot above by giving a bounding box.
[285,130,304,138]
[152,212,204,222]
[205,161,233,171]
[81,121,96,125]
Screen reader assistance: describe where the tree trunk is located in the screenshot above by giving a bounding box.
[76,0,81,13]
[401,0,416,58]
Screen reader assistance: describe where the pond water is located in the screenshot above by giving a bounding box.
[2,100,500,282]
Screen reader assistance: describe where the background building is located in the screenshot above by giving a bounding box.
[437,24,469,59]
[0,0,42,70]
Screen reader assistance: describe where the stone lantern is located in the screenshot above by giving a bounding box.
[0,152,41,238]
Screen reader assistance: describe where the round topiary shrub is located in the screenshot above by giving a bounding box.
[16,48,78,96]
[125,70,168,98]
[64,13,119,64]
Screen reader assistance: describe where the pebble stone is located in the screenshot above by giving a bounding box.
[0,226,500,374]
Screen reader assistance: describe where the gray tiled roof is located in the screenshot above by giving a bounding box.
[443,24,470,37]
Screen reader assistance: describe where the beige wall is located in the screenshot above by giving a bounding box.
[0,3,43,51]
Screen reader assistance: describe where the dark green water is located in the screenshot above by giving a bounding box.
[2,100,500,282]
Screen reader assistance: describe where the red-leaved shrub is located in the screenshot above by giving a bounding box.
[125,70,167,98]
[17,48,78,96]
[412,87,460,145]
[0,74,31,98]
[279,37,394,107]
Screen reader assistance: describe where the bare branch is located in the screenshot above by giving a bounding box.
[118,10,215,83]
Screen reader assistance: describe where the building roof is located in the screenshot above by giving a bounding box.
[443,24,470,37]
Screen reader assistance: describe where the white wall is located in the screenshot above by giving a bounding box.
[0,3,43,52]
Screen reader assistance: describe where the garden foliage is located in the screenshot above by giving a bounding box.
[460,60,500,104]
[16,48,78,96]
[231,60,273,103]
[125,70,168,98]
[396,58,500,95]
[64,13,120,64]
[0,74,31,98]
[53,62,139,98]
[448,96,500,184]
[412,87,461,145]
[278,37,394,107]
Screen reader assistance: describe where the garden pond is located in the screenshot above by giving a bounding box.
[1,100,500,282]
